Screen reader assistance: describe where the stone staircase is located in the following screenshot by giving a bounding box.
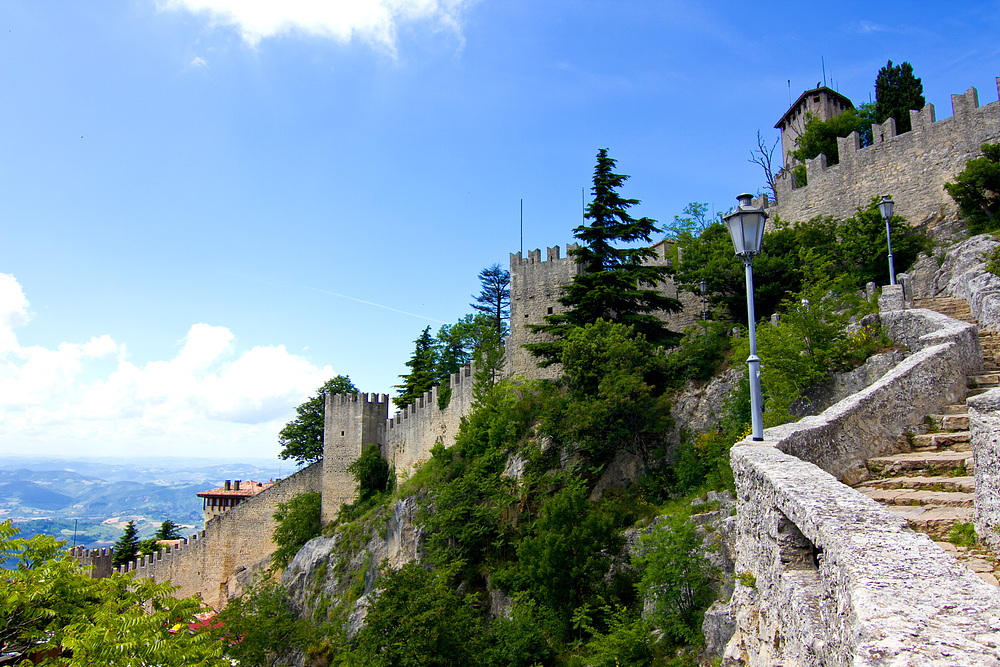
[853,296,1000,586]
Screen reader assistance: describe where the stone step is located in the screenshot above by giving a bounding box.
[883,505,974,538]
[927,413,970,431]
[856,475,976,492]
[937,404,969,416]
[859,487,974,507]
[867,450,973,476]
[968,387,994,397]
[910,431,971,451]
[970,373,1000,388]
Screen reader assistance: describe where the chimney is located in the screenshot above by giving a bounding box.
[235,480,241,490]
[224,480,231,491]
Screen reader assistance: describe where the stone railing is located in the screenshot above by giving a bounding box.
[725,290,1000,664]
[970,388,1000,553]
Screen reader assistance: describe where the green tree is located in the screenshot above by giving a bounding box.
[354,563,488,667]
[271,492,322,569]
[111,520,140,568]
[395,326,439,410]
[138,538,160,558]
[664,201,713,240]
[471,263,511,338]
[875,60,925,134]
[348,444,392,503]
[792,103,876,167]
[279,375,359,466]
[1,520,226,666]
[216,579,312,666]
[945,143,1000,233]
[634,513,714,645]
[528,149,681,363]
[155,519,183,541]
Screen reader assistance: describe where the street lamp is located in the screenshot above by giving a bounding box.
[723,193,768,441]
[699,278,708,336]
[878,195,896,286]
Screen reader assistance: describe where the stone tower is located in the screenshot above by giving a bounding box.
[322,392,389,522]
[774,86,854,169]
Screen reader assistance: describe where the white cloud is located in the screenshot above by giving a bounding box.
[190,55,208,67]
[855,20,887,33]
[160,0,473,53]
[0,274,333,458]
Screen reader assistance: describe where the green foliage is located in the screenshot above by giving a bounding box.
[155,518,183,540]
[635,514,714,645]
[791,103,877,167]
[986,246,1000,277]
[395,326,439,410]
[583,605,653,667]
[0,520,226,666]
[730,251,882,424]
[836,199,930,286]
[946,521,978,548]
[552,321,672,465]
[348,444,392,504]
[111,520,140,568]
[671,431,735,493]
[486,596,555,667]
[874,60,925,135]
[353,563,488,667]
[515,479,620,632]
[280,375,359,465]
[216,579,313,665]
[945,143,1000,233]
[528,148,681,363]
[661,321,732,389]
[471,262,511,338]
[138,537,160,558]
[665,202,713,239]
[271,492,322,570]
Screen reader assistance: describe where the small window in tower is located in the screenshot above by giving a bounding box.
[341,431,345,436]
[547,307,553,314]
[812,95,820,103]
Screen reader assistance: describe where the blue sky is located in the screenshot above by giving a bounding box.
[1,1,998,460]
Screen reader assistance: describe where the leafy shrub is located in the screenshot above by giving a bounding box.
[634,514,714,646]
[353,563,487,667]
[486,596,556,667]
[945,143,1000,233]
[271,492,322,569]
[217,579,312,665]
[583,605,653,667]
[348,444,392,503]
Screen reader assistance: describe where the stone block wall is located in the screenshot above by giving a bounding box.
[322,393,389,522]
[970,387,1000,552]
[69,545,115,579]
[121,461,323,610]
[728,445,1000,666]
[384,362,475,476]
[773,78,1000,225]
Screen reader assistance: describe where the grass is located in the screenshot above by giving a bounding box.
[946,521,979,548]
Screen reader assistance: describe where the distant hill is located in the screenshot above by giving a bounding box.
[0,456,291,551]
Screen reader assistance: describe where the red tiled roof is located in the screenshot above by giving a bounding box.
[196,480,273,499]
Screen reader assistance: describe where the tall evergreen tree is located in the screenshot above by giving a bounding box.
[278,376,359,466]
[395,326,439,409]
[111,521,140,568]
[874,60,925,134]
[527,149,680,364]
[154,519,182,541]
[470,263,510,338]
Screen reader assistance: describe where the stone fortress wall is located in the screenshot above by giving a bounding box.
[774,78,1000,225]
[94,461,324,610]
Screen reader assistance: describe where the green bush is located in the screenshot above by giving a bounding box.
[634,514,714,646]
[271,492,322,569]
[216,579,313,665]
[348,444,392,503]
[945,143,1000,233]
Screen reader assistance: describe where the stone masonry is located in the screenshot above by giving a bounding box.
[773,78,1000,225]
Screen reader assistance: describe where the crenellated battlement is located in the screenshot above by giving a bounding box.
[328,392,390,407]
[774,77,1000,225]
[510,243,580,266]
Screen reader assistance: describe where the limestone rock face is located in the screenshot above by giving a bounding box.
[670,368,743,443]
[281,496,424,641]
[790,349,909,419]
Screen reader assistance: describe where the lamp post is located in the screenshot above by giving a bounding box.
[878,194,896,286]
[723,193,768,441]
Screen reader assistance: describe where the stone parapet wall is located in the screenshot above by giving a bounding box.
[121,461,323,610]
[69,545,116,579]
[773,78,1000,225]
[728,445,1000,666]
[970,387,1000,552]
[384,363,475,476]
[758,305,980,484]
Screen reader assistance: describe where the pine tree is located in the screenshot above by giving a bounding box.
[154,519,182,541]
[470,263,510,338]
[874,60,925,134]
[111,521,140,568]
[527,149,680,364]
[394,326,439,409]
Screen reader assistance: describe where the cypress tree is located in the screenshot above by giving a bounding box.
[874,60,925,134]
